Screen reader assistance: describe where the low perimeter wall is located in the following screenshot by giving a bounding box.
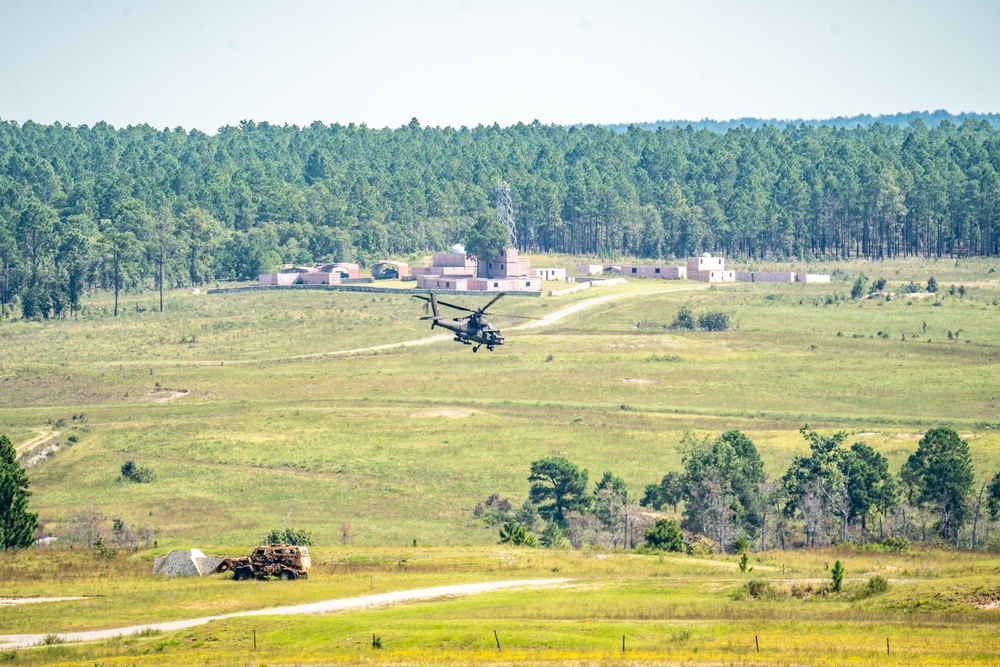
[208,285,541,297]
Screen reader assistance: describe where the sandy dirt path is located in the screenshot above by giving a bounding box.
[512,285,709,331]
[0,578,569,650]
[14,431,59,459]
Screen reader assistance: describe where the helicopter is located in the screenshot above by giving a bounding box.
[413,292,507,352]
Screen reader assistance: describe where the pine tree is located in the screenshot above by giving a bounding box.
[831,560,845,592]
[0,435,38,550]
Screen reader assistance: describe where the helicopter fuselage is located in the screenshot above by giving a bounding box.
[431,316,505,350]
[414,292,508,352]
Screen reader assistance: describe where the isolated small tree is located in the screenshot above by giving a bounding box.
[926,276,938,293]
[0,434,39,549]
[738,551,750,573]
[671,305,696,330]
[643,518,684,552]
[831,560,844,592]
[851,275,868,300]
[869,277,886,293]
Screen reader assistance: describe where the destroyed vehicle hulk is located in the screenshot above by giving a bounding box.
[219,544,311,580]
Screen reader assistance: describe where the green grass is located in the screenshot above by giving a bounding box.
[1,546,998,666]
[1,260,998,546]
[2,259,999,666]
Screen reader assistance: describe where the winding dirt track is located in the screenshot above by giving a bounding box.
[308,284,710,359]
[99,284,710,367]
[13,431,59,459]
[0,578,569,650]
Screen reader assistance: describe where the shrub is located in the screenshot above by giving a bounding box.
[733,578,784,600]
[671,305,696,330]
[265,527,313,546]
[644,518,684,552]
[120,460,154,484]
[850,575,890,600]
[732,536,752,554]
[865,575,890,596]
[686,534,715,556]
[498,520,535,546]
[697,310,732,331]
[879,537,911,553]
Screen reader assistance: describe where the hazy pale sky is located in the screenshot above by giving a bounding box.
[2,0,998,132]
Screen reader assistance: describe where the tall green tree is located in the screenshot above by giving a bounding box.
[681,430,765,547]
[464,212,509,260]
[900,426,974,545]
[179,208,227,286]
[0,434,38,550]
[528,457,590,527]
[149,209,178,312]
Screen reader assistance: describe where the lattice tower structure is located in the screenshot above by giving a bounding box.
[495,181,517,248]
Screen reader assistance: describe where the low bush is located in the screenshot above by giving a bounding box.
[697,310,732,331]
[264,527,313,546]
[120,460,154,484]
[879,537,911,553]
[643,518,684,552]
[671,306,696,330]
[851,574,891,600]
[733,578,785,601]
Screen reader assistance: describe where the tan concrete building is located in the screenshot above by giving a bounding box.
[413,246,543,292]
[531,267,567,281]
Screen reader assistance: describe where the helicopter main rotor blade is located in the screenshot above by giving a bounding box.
[412,293,475,313]
[433,298,477,313]
[492,313,544,320]
[478,292,507,313]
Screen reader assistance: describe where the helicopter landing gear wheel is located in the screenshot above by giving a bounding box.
[473,345,480,353]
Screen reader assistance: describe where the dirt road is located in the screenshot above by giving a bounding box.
[513,285,708,331]
[320,283,710,357]
[0,578,569,650]
[14,431,59,459]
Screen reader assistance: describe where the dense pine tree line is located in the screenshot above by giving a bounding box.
[1,116,999,318]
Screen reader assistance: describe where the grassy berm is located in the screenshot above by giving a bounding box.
[0,256,998,665]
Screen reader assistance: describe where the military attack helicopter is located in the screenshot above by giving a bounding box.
[413,292,508,352]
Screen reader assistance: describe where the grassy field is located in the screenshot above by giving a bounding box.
[0,257,998,664]
[1,546,998,665]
